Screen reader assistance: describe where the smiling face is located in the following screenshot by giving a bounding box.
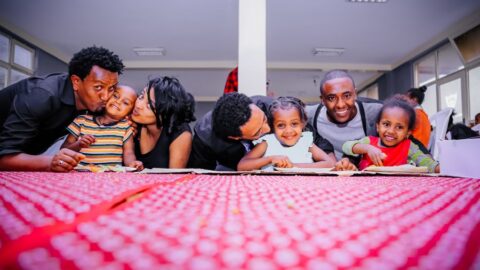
[321,77,357,124]
[272,108,305,146]
[72,65,119,113]
[376,107,412,147]
[105,86,137,120]
[131,87,157,125]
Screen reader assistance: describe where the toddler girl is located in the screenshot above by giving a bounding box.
[238,96,336,171]
[342,98,439,173]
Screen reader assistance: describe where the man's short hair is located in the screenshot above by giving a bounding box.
[213,93,253,138]
[68,46,124,80]
[319,69,355,94]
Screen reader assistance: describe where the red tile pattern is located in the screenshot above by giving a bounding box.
[1,173,479,269]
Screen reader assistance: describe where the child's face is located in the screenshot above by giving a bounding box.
[105,86,137,120]
[272,108,305,146]
[376,107,411,147]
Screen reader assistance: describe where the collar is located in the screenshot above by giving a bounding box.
[60,73,76,106]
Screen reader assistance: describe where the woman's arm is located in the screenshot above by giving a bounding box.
[123,136,143,170]
[169,131,193,168]
[293,145,336,168]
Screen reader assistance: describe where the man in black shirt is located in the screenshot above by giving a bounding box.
[0,46,124,172]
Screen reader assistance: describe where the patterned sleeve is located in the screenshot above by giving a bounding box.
[408,141,439,173]
[123,124,134,142]
[66,115,83,139]
[342,136,371,157]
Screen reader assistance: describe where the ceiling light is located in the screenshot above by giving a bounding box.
[313,47,345,57]
[348,0,388,3]
[133,47,165,56]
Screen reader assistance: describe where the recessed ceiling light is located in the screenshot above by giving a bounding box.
[133,47,165,56]
[348,0,388,3]
[313,47,345,57]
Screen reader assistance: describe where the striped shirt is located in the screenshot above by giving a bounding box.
[66,115,133,166]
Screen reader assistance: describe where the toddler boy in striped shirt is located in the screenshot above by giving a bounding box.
[62,85,143,170]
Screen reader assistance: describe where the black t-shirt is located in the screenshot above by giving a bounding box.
[0,73,80,156]
[134,123,192,168]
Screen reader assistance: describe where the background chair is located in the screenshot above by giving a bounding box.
[428,107,453,160]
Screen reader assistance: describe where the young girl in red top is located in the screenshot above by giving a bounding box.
[342,98,439,173]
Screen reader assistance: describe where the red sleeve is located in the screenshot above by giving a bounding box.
[223,67,238,94]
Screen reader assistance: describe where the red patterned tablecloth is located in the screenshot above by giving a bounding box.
[0,172,479,270]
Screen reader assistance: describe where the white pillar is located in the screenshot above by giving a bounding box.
[238,0,266,96]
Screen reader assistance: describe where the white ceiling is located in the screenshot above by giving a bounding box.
[1,0,479,98]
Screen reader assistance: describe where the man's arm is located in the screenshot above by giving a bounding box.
[0,149,85,172]
[0,87,83,171]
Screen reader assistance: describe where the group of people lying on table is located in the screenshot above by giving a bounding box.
[0,46,440,173]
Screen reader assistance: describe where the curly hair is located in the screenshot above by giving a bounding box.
[213,93,253,138]
[146,77,196,135]
[406,85,427,105]
[68,46,124,79]
[377,97,416,130]
[319,69,355,94]
[268,96,307,128]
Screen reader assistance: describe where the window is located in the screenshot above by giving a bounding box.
[468,66,480,121]
[0,34,9,63]
[414,40,479,123]
[10,69,30,84]
[417,54,436,86]
[0,66,7,89]
[0,31,35,90]
[358,84,378,100]
[13,41,34,71]
[422,84,437,117]
[438,43,464,79]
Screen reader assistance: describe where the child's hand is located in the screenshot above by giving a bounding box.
[127,160,144,171]
[125,115,138,136]
[334,158,358,171]
[366,145,387,166]
[78,135,95,148]
[271,155,293,168]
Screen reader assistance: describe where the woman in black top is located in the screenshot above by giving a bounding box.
[131,77,195,168]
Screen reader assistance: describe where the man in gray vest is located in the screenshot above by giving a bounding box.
[306,70,383,163]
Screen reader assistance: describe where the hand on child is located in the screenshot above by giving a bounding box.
[271,155,293,168]
[126,115,138,136]
[78,135,95,148]
[128,160,144,171]
[366,145,387,166]
[334,158,358,171]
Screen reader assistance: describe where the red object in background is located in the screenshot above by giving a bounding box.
[224,67,238,94]
[1,172,480,269]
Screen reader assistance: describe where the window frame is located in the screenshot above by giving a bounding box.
[0,31,35,90]
[414,39,480,123]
